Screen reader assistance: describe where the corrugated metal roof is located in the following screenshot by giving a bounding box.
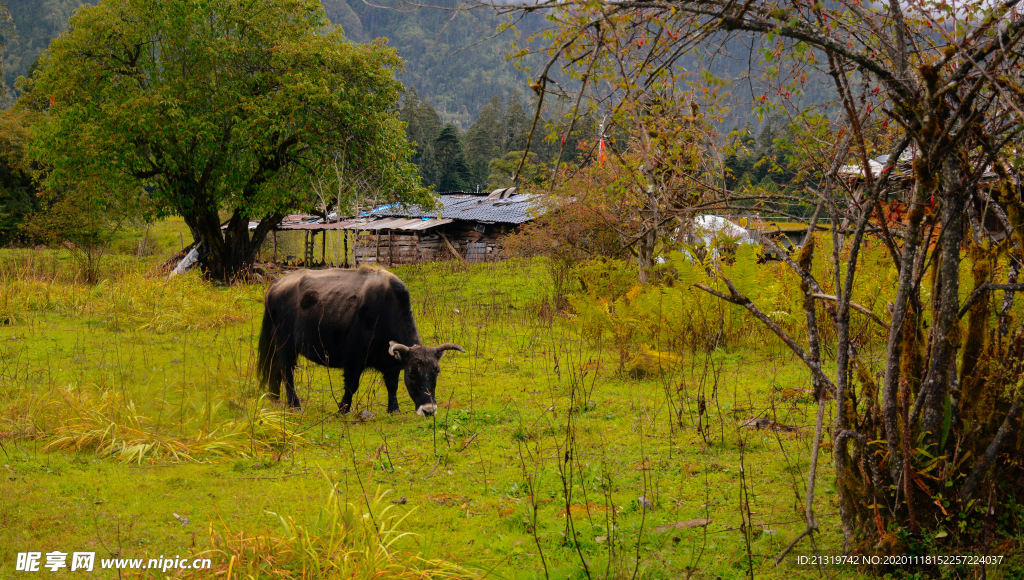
[270,215,452,232]
[339,218,453,231]
[279,221,350,230]
[258,192,543,232]
[367,193,543,224]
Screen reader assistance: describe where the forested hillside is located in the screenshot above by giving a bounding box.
[399,88,598,192]
[3,0,86,89]
[2,0,536,125]
[1,1,830,132]
[323,0,538,126]
[0,0,824,197]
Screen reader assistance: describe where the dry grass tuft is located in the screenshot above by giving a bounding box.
[175,481,476,579]
[37,389,302,463]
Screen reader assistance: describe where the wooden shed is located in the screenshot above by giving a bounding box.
[344,188,541,266]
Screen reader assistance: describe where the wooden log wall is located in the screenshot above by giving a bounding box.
[352,223,516,266]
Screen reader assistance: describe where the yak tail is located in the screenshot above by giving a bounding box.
[256,307,276,391]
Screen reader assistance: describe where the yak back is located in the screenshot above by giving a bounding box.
[265,266,421,371]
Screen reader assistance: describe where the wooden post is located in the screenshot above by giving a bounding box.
[388,231,393,266]
[272,230,277,263]
[304,230,317,265]
[343,231,349,268]
[354,231,360,267]
[439,231,465,262]
[375,232,380,265]
[321,227,327,266]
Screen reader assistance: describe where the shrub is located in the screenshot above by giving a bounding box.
[502,200,625,308]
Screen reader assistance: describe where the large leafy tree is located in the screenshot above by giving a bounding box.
[0,108,38,245]
[23,0,428,280]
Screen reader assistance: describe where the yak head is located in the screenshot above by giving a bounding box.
[388,341,465,416]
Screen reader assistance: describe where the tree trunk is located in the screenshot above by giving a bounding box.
[184,205,281,281]
[918,157,964,449]
[637,228,656,284]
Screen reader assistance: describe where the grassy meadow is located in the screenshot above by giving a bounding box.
[2,220,1008,579]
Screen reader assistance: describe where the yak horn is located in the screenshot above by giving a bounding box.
[389,341,410,359]
[435,343,466,353]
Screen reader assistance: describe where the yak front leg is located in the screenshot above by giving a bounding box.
[339,367,361,414]
[383,369,401,413]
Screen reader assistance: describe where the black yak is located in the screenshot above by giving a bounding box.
[257,267,464,415]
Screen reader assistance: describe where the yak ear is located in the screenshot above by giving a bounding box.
[389,341,410,360]
[434,343,466,358]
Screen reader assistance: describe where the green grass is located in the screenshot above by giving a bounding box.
[0,246,983,579]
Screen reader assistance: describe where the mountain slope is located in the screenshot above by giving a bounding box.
[329,0,538,126]
[3,0,537,125]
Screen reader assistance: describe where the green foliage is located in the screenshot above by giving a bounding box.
[5,0,540,123]
[327,0,540,125]
[723,116,797,191]
[434,124,472,192]
[464,95,503,185]
[400,87,444,188]
[0,107,37,245]
[22,0,427,279]
[20,186,136,284]
[486,151,547,190]
[499,95,530,154]
[401,91,576,193]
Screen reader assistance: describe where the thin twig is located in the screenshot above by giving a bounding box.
[963,397,1022,500]
[958,282,1024,319]
[424,455,443,479]
[811,293,890,329]
[693,279,837,395]
[774,396,827,564]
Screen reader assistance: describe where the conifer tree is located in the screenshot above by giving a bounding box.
[400,88,444,188]
[464,95,502,187]
[500,92,529,155]
[434,125,472,191]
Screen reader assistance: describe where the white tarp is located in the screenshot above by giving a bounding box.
[660,215,754,264]
[692,215,755,246]
[170,244,201,277]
